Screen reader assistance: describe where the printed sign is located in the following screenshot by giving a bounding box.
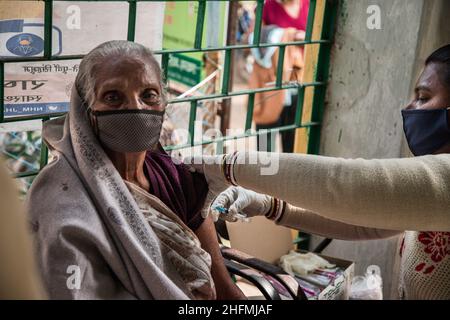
[0,18,62,57]
[168,53,202,87]
[1,2,165,118]
[4,60,80,117]
[163,1,227,90]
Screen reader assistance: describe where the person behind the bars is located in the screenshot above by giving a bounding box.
[187,44,450,299]
[25,40,245,300]
[249,0,309,153]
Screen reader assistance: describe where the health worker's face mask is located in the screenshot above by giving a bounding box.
[401,107,450,156]
[88,108,165,153]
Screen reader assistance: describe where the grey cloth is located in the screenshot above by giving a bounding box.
[26,88,193,300]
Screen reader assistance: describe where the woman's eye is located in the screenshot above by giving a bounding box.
[142,90,160,102]
[415,92,429,103]
[103,91,121,103]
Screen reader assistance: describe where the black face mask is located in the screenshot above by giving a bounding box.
[401,108,450,156]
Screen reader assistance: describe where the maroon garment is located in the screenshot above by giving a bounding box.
[262,0,310,31]
[143,146,208,231]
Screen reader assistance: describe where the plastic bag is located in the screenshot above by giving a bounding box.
[280,251,336,276]
[350,266,383,300]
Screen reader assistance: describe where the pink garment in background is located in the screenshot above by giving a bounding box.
[262,0,310,31]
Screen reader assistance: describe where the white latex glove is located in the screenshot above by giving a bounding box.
[210,186,273,222]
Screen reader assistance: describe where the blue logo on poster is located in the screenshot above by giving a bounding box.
[6,33,44,56]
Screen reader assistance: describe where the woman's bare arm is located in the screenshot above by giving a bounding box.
[195,216,246,300]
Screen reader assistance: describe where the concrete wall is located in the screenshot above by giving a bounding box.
[400,0,450,156]
[313,0,450,299]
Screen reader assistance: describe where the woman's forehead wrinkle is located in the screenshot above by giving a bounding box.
[95,57,160,93]
[97,78,130,93]
[416,72,435,94]
[419,63,446,91]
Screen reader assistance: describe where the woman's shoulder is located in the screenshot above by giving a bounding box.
[145,147,191,175]
[27,152,79,200]
[26,153,98,232]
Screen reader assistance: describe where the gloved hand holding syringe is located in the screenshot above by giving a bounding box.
[212,205,250,223]
[209,186,273,222]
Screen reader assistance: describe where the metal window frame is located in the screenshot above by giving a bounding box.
[0,0,338,179]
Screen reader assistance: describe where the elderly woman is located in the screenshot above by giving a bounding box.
[26,40,245,300]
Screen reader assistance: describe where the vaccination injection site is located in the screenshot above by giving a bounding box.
[1,0,450,307]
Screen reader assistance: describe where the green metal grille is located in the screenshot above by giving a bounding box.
[0,0,338,179]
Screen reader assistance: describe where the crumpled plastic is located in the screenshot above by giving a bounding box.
[280,251,336,276]
[350,272,383,300]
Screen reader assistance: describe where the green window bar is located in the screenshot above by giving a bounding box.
[127,0,137,42]
[221,49,232,95]
[0,0,338,180]
[194,0,206,49]
[252,0,264,46]
[44,0,53,59]
[188,100,197,146]
[275,45,285,88]
[245,93,255,132]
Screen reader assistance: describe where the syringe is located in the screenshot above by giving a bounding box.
[213,206,250,223]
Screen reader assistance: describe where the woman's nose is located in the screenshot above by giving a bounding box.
[404,100,416,110]
[123,95,146,110]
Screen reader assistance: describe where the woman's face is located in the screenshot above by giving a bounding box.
[405,62,450,154]
[406,63,450,111]
[92,56,165,112]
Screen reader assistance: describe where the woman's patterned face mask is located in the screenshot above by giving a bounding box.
[88,108,165,153]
